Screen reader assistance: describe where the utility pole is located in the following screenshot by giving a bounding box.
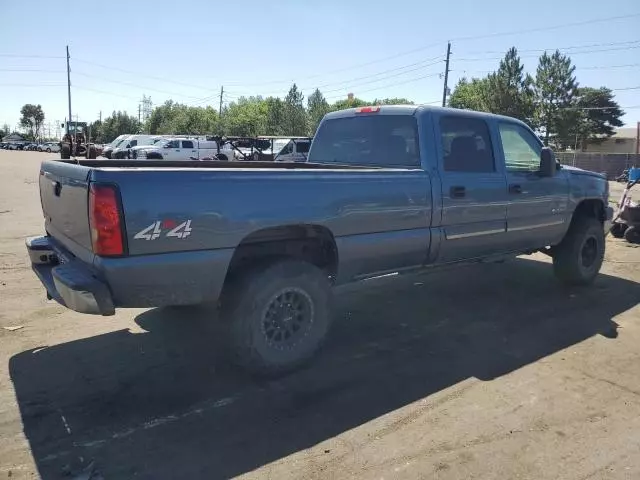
[138,103,141,123]
[99,111,102,123]
[66,46,72,135]
[441,42,451,107]
[219,86,224,116]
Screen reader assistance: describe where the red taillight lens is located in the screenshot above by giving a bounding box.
[89,184,124,256]
[355,106,380,114]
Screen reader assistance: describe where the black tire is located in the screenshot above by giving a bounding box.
[553,215,605,285]
[610,223,628,239]
[87,146,97,159]
[46,148,51,153]
[222,260,332,376]
[624,226,640,244]
[215,154,228,161]
[60,144,71,159]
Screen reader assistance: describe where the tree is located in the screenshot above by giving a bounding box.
[19,104,45,140]
[331,96,368,111]
[373,98,414,105]
[283,84,308,135]
[485,48,535,125]
[448,77,489,111]
[264,97,286,135]
[307,89,330,135]
[573,87,624,150]
[534,50,579,146]
[0,123,9,138]
[223,96,268,136]
[100,111,141,143]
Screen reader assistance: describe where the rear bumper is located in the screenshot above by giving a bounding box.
[26,236,115,316]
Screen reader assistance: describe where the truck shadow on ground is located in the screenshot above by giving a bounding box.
[9,257,636,479]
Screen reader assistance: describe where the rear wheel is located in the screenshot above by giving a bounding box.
[46,148,51,153]
[610,223,627,239]
[553,215,605,285]
[624,226,640,244]
[222,260,332,376]
[60,143,71,159]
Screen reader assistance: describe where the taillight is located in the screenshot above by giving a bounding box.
[89,183,124,256]
[355,106,381,114]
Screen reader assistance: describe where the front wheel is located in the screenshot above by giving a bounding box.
[553,216,605,285]
[46,148,51,153]
[624,226,640,244]
[60,143,71,159]
[222,260,332,376]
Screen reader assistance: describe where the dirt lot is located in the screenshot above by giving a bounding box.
[1,150,639,479]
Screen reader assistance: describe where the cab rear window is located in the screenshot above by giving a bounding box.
[309,115,420,167]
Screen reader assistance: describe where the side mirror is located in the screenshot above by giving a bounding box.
[539,147,556,177]
[125,144,131,149]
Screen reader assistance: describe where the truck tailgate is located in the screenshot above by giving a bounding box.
[39,160,94,260]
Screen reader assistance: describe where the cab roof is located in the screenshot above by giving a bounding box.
[324,104,530,127]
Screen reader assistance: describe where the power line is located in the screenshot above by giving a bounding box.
[0,53,64,59]
[459,39,640,55]
[72,71,205,99]
[0,68,66,73]
[452,13,640,43]
[455,44,640,62]
[454,63,640,75]
[73,85,139,100]
[73,58,217,91]
[324,72,443,100]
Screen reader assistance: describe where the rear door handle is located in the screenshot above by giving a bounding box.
[509,184,523,194]
[450,186,466,198]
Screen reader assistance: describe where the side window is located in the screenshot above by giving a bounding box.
[279,142,293,155]
[182,140,194,149]
[296,141,310,154]
[167,140,179,148]
[130,140,137,147]
[440,116,495,173]
[498,123,541,172]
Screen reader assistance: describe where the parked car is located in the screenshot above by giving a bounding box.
[26,105,612,375]
[41,142,61,153]
[101,135,130,159]
[134,138,234,161]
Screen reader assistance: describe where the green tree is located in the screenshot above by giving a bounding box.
[19,104,45,140]
[283,84,308,135]
[223,97,268,136]
[448,77,489,111]
[331,96,368,111]
[573,87,624,150]
[264,97,286,135]
[373,98,414,105]
[0,123,9,138]
[307,89,330,135]
[534,50,579,146]
[100,111,141,143]
[485,48,535,125]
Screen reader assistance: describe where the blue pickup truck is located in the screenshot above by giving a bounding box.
[27,105,613,374]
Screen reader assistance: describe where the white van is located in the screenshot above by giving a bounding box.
[102,134,129,158]
[274,138,311,162]
[111,135,164,159]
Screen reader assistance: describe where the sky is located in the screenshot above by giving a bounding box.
[1,0,639,137]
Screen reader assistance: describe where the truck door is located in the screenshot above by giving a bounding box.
[435,113,510,262]
[497,122,569,250]
[181,140,196,159]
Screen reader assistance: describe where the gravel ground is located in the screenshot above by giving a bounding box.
[1,151,639,479]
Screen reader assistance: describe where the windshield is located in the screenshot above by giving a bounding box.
[308,115,420,167]
[114,137,131,148]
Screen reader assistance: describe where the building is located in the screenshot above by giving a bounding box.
[583,124,639,154]
[1,133,25,144]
